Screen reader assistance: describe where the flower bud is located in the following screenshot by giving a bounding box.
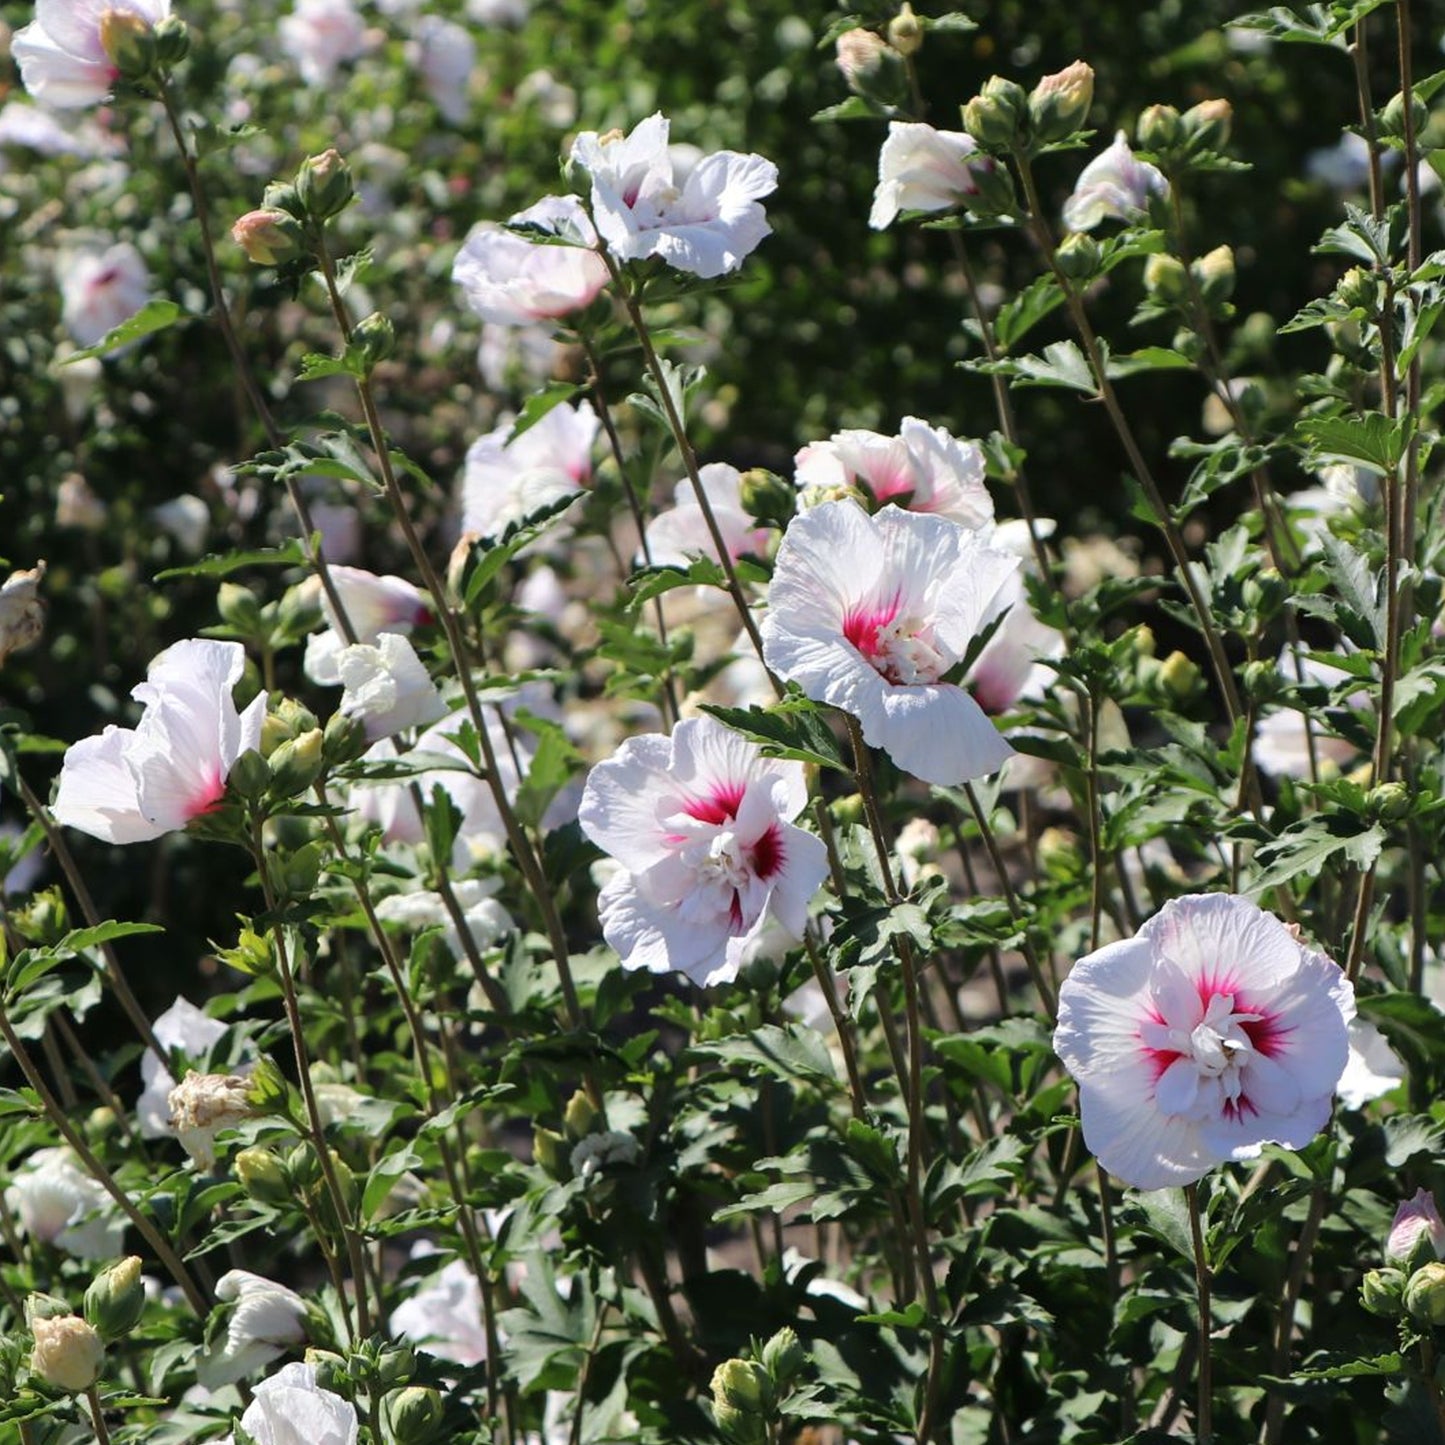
[351,312,395,371]
[1369,781,1411,822]
[29,1312,103,1393]
[1380,89,1429,142]
[1405,1261,1445,1325]
[1037,827,1083,878]
[1388,1188,1445,1266]
[151,14,190,67]
[1335,265,1379,313]
[262,181,307,220]
[232,209,307,267]
[235,1146,292,1205]
[268,729,326,796]
[962,76,1029,149]
[1159,651,1201,701]
[963,156,1019,218]
[739,468,795,528]
[886,3,923,58]
[1361,1267,1407,1317]
[760,1327,806,1386]
[1242,659,1283,703]
[533,1126,569,1178]
[228,747,272,802]
[13,887,68,945]
[1055,231,1102,281]
[306,1347,348,1393]
[1136,103,1184,154]
[1143,252,1189,302]
[1028,60,1094,144]
[84,1257,144,1341]
[1182,98,1232,151]
[388,1385,445,1444]
[322,709,370,768]
[375,1342,416,1388]
[834,29,888,92]
[217,581,263,634]
[563,1089,599,1141]
[1193,244,1235,305]
[296,150,354,222]
[711,1358,770,1444]
[98,8,156,79]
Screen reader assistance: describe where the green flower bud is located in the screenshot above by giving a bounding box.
[246,1057,292,1115]
[296,149,354,222]
[1182,98,1232,151]
[1037,826,1083,879]
[1380,89,1429,142]
[1193,244,1236,305]
[388,1385,445,1444]
[228,747,272,803]
[711,1358,770,1444]
[1335,265,1379,313]
[1055,232,1102,282]
[281,838,325,897]
[563,1089,599,1141]
[1404,1261,1445,1325]
[831,793,865,825]
[739,467,796,528]
[962,76,1029,150]
[886,3,923,58]
[151,14,190,67]
[533,1126,569,1178]
[268,729,326,796]
[262,180,307,221]
[232,209,307,267]
[322,709,370,768]
[1136,103,1184,154]
[760,1326,806,1386]
[1143,252,1190,303]
[834,29,890,95]
[217,581,263,633]
[84,1257,144,1341]
[1369,782,1410,821]
[235,1147,292,1206]
[13,887,68,945]
[1361,1267,1408,1317]
[98,9,156,80]
[1028,60,1095,144]
[305,1348,347,1393]
[1159,651,1202,701]
[962,156,1019,218]
[375,1342,415,1388]
[351,312,395,371]
[1242,659,1283,703]
[29,1312,103,1394]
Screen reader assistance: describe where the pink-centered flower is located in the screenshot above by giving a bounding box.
[578,716,828,986]
[52,639,265,844]
[794,418,994,529]
[869,121,984,231]
[761,500,1018,786]
[643,463,769,568]
[460,400,598,538]
[59,243,151,351]
[1053,894,1354,1191]
[453,195,608,326]
[1061,131,1168,232]
[569,112,778,279]
[13,0,169,109]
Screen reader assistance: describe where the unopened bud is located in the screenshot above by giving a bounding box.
[151,14,190,66]
[84,1257,144,1341]
[1055,231,1101,281]
[229,747,271,802]
[98,8,155,79]
[1361,1267,1407,1317]
[1136,103,1184,154]
[388,1385,445,1444]
[262,181,306,221]
[1369,781,1411,822]
[711,1358,770,1444]
[739,467,795,528]
[760,1326,806,1386]
[834,29,888,92]
[1405,1261,1445,1325]
[1143,252,1189,302]
[1028,60,1094,144]
[886,3,923,57]
[1388,1188,1445,1266]
[1037,826,1083,878]
[563,1089,599,1141]
[1380,89,1429,142]
[962,75,1028,149]
[296,149,354,222]
[217,581,263,634]
[1159,651,1201,701]
[13,887,68,945]
[375,1342,415,1388]
[322,708,369,767]
[962,155,1018,218]
[533,1126,568,1178]
[1336,265,1379,313]
[1182,98,1232,150]
[268,729,326,796]
[351,312,395,371]
[306,1348,347,1393]
[1193,244,1235,305]
[235,1147,292,1205]
[232,209,306,267]
[29,1312,103,1393]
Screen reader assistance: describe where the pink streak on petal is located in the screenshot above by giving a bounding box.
[842,595,901,659]
[1240,1010,1292,1059]
[748,823,785,882]
[683,780,746,825]
[183,764,227,821]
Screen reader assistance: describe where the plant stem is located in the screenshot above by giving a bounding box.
[85,1387,112,1445]
[1185,1183,1213,1445]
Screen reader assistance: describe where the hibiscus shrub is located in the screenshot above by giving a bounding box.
[4,1,1445,1444]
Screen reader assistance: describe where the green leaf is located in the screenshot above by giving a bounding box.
[699,700,846,771]
[1122,1187,1195,1263]
[713,1180,817,1221]
[973,340,1098,393]
[688,1024,837,1083]
[155,540,310,581]
[1297,411,1411,476]
[1106,346,1197,378]
[62,299,184,362]
[507,383,583,444]
[297,349,365,382]
[1248,812,1385,896]
[460,493,583,606]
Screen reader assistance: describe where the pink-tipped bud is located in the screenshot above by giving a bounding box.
[232,209,305,266]
[1388,1188,1445,1268]
[1029,60,1095,143]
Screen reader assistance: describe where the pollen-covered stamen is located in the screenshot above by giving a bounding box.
[843,596,950,685]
